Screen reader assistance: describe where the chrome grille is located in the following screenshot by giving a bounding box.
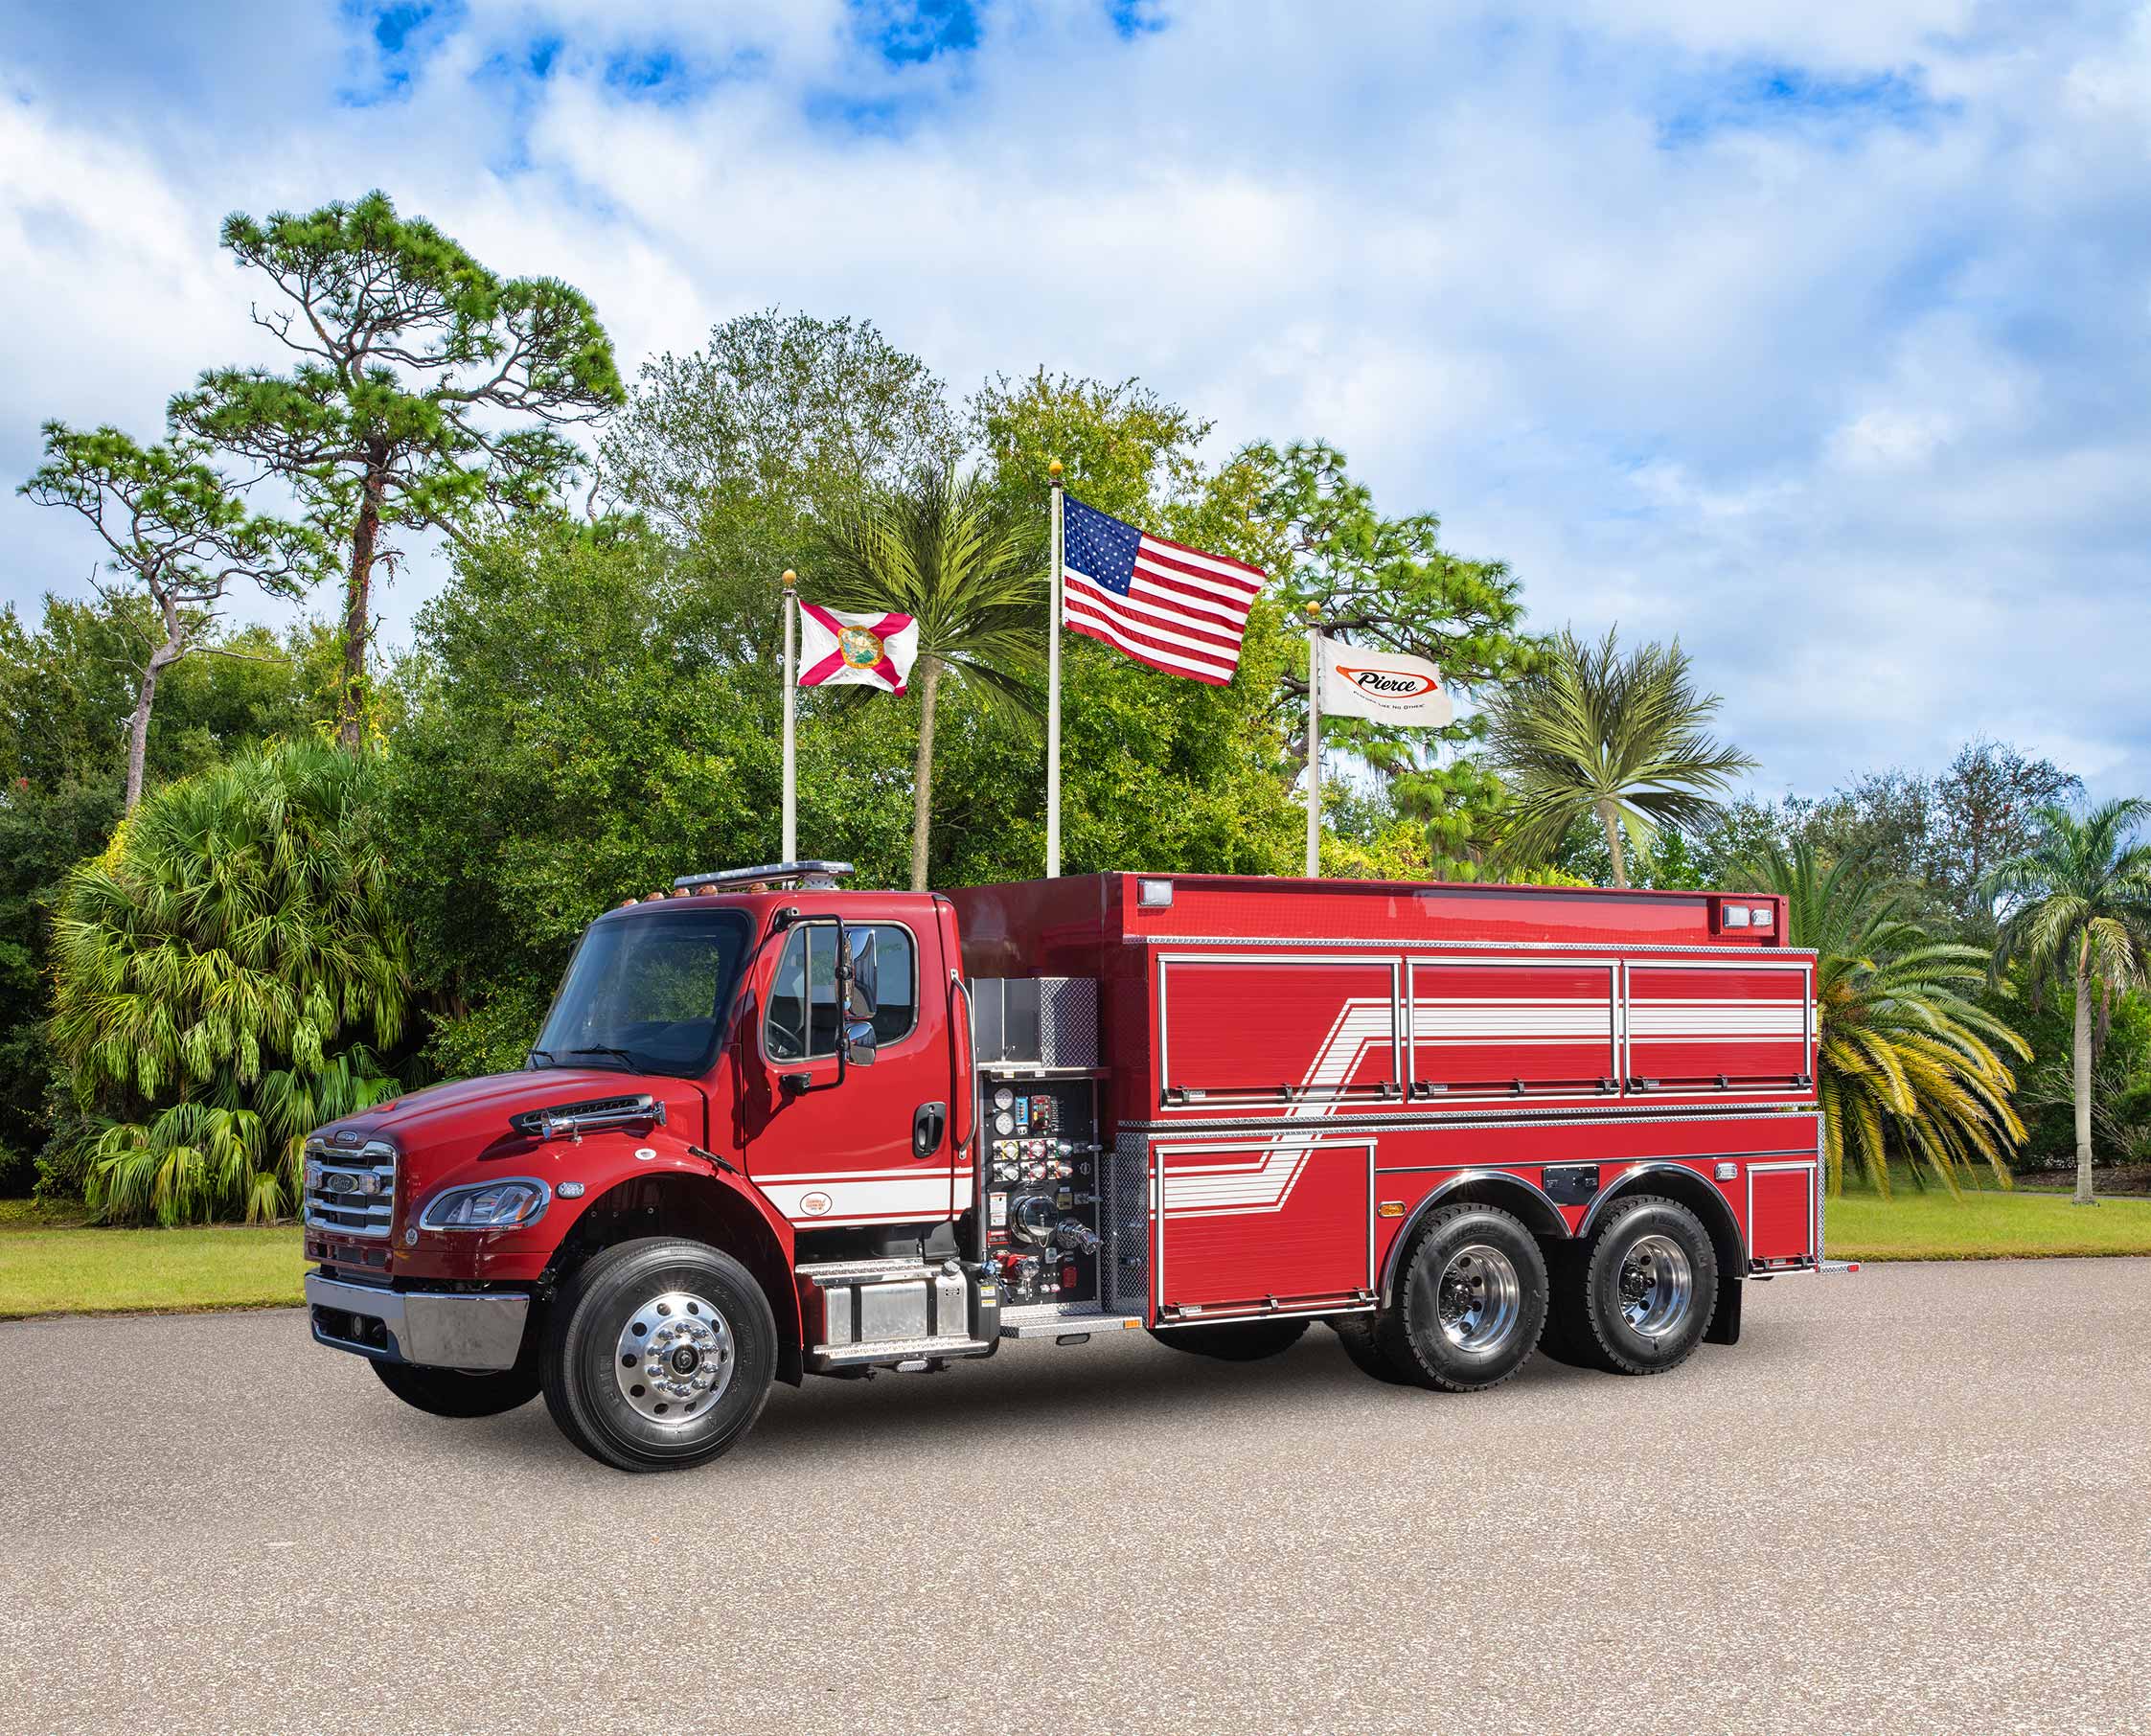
[304,1139,399,1239]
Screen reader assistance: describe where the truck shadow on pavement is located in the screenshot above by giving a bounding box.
[732,1330,1615,1467]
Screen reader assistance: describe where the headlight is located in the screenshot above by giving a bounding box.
[419,1178,551,1231]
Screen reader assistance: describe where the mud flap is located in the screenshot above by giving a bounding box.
[1704,1273,1742,1346]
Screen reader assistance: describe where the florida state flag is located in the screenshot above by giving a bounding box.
[797,605,920,695]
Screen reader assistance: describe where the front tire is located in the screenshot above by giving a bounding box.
[1377,1204,1548,1392]
[1563,1196,1718,1376]
[372,1357,539,1418]
[542,1238,777,1473]
[1148,1317,1310,1360]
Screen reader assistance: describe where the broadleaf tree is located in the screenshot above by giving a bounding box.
[18,424,319,809]
[1245,440,1541,875]
[600,310,958,660]
[171,191,624,747]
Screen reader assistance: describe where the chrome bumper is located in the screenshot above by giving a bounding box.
[306,1273,532,1372]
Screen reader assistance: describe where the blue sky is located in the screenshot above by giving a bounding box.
[3,0,2147,802]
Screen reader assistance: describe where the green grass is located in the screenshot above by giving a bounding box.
[1828,1183,2151,1261]
[0,1221,302,1318]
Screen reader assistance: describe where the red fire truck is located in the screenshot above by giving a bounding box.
[303,862,1842,1472]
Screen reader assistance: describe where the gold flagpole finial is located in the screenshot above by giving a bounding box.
[1306,602,1321,621]
[782,569,796,589]
[1047,458,1063,481]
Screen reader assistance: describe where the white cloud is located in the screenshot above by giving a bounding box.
[1,0,2147,805]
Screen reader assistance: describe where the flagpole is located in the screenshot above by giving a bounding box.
[1305,603,1322,879]
[781,569,797,864]
[1046,458,1064,879]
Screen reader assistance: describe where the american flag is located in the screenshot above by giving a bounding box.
[1061,493,1265,685]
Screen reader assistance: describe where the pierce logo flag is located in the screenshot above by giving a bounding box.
[1316,636,1454,727]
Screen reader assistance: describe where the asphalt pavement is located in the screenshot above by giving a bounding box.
[3,1258,2147,1735]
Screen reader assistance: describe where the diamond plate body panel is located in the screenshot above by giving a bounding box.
[1105,1128,1151,1313]
[971,977,1100,1069]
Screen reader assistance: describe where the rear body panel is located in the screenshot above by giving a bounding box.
[950,874,1823,1326]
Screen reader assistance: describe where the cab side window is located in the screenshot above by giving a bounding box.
[863,925,916,1044]
[765,924,918,1061]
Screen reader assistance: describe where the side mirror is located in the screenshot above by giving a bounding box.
[842,927,879,1020]
[843,1018,878,1067]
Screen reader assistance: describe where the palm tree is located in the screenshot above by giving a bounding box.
[49,741,410,1223]
[1483,627,1755,886]
[1984,800,2151,1205]
[812,468,1043,891]
[1763,840,2027,1196]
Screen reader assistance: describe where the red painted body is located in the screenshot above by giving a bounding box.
[308,871,1823,1367]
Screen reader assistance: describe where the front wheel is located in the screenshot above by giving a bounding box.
[542,1238,778,1473]
[372,1357,539,1418]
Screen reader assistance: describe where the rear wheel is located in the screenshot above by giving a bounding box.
[1377,1204,1547,1392]
[1562,1196,1718,1376]
[542,1238,777,1473]
[1148,1317,1310,1360]
[372,1358,539,1418]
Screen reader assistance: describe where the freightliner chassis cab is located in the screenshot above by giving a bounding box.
[304,862,1848,1472]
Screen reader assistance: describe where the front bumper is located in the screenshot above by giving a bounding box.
[306,1273,532,1372]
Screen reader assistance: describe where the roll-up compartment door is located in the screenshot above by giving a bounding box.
[1158,956,1399,1106]
[1409,961,1617,1100]
[1154,1137,1374,1317]
[1624,962,1813,1096]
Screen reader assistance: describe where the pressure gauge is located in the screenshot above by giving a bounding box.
[993,1086,1016,1109]
[995,1111,1016,1135]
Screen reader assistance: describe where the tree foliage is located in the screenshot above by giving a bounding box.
[171,190,625,747]
[48,742,410,1222]
[602,309,957,634]
[1764,840,2028,1196]
[1483,627,1756,886]
[387,518,919,1076]
[1985,800,2151,1202]
[19,423,319,808]
[812,467,1044,890]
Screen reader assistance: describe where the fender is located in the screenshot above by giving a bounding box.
[1574,1158,1749,1282]
[407,1129,800,1347]
[1378,1168,1570,1306]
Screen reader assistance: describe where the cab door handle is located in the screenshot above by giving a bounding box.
[913,1101,948,1158]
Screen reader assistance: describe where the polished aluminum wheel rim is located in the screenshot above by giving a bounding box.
[1434,1243,1522,1352]
[615,1291,733,1428]
[1618,1234,1693,1336]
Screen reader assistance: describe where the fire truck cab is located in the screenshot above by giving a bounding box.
[302,862,1838,1472]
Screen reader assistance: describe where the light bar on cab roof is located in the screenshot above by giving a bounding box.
[673,860,856,892]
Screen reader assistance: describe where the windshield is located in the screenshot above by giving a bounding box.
[533,908,753,1078]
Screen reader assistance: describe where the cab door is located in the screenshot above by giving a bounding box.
[738,914,957,1230]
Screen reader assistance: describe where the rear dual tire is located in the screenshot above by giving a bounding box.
[1543,1196,1717,1376]
[1361,1204,1550,1392]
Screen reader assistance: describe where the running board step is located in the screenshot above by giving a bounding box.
[809,1333,993,1370]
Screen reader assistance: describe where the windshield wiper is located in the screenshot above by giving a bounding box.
[566,1045,640,1071]
[528,1048,557,1068]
